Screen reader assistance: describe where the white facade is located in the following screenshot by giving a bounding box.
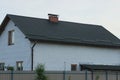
[0,20,31,70]
[0,20,120,71]
[33,42,120,71]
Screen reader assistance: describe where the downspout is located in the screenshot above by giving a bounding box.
[31,42,37,71]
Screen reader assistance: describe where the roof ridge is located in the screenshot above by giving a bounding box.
[7,14,102,27]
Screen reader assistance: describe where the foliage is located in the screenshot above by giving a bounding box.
[7,66,14,71]
[95,75,100,80]
[35,64,47,80]
[68,76,71,80]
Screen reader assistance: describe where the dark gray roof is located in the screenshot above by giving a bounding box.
[1,14,120,47]
[80,64,120,71]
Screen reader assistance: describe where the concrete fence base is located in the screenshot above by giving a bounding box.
[0,71,120,80]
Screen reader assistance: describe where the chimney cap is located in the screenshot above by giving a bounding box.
[48,14,59,17]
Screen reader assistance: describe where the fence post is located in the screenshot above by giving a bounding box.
[63,71,66,80]
[85,69,88,80]
[105,71,108,80]
[11,71,13,80]
[91,70,93,80]
[116,72,118,80]
[63,62,66,80]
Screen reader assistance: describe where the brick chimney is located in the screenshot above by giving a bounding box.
[48,14,59,23]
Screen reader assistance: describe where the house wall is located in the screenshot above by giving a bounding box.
[33,42,120,71]
[0,20,31,70]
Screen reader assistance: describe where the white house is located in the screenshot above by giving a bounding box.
[0,14,120,71]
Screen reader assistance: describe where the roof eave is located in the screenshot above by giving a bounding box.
[80,64,120,71]
[0,15,10,35]
[28,38,120,48]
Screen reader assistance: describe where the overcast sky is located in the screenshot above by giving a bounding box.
[0,0,120,38]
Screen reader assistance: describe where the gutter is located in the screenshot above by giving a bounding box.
[31,42,37,71]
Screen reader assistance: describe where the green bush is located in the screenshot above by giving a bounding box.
[95,75,100,80]
[35,64,47,80]
[7,66,14,71]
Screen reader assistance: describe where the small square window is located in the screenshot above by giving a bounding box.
[8,30,14,45]
[71,64,77,71]
[16,61,23,71]
[0,63,5,71]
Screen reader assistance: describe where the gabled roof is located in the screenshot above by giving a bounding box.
[0,14,120,47]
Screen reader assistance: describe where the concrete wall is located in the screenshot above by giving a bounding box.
[0,20,31,70]
[0,71,119,80]
[33,42,120,71]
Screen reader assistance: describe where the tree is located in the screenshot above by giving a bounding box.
[35,64,47,80]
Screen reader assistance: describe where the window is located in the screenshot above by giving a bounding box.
[16,61,23,71]
[8,30,14,45]
[0,63,5,71]
[71,64,77,71]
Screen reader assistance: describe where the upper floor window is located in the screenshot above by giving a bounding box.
[8,30,14,45]
[16,61,23,71]
[0,63,5,71]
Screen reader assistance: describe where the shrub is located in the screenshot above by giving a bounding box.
[95,75,100,80]
[35,64,47,80]
[7,66,14,71]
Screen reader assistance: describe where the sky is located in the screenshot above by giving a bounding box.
[0,0,120,38]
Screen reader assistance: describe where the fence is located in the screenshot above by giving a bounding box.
[0,71,120,80]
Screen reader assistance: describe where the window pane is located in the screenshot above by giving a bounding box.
[0,63,5,71]
[8,30,14,45]
[16,61,23,71]
[71,64,77,71]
